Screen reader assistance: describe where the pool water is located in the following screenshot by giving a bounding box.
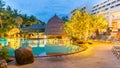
[0,38,80,56]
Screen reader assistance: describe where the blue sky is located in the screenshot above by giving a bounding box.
[4,0,102,23]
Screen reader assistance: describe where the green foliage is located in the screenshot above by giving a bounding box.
[0,28,7,33]
[64,10,108,41]
[0,46,10,60]
[62,16,69,22]
[0,0,45,33]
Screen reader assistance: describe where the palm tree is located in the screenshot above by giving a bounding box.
[15,16,23,28]
[29,15,37,25]
[0,0,5,11]
[20,14,29,27]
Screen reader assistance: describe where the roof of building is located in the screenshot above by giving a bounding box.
[22,24,45,33]
[45,14,65,35]
[24,24,45,29]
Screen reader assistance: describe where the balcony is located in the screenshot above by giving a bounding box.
[112,16,120,21]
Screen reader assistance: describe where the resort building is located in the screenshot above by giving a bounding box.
[22,24,45,39]
[70,7,86,18]
[92,0,120,30]
[45,15,71,45]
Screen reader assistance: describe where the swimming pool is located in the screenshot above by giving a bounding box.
[0,38,81,56]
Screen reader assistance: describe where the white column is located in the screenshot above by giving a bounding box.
[108,12,112,28]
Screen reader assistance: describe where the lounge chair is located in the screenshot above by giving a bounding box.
[112,46,120,59]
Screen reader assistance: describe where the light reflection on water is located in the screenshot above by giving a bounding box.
[0,38,72,49]
[0,38,46,49]
[0,38,80,56]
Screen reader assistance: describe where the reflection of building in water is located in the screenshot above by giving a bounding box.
[45,39,71,45]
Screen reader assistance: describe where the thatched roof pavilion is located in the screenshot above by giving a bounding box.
[45,14,65,37]
[45,15,65,38]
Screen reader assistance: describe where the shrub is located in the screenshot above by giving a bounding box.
[0,46,10,61]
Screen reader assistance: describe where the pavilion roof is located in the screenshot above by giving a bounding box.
[45,14,65,35]
[22,24,45,33]
[24,24,45,29]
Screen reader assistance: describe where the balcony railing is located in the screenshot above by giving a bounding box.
[112,16,120,20]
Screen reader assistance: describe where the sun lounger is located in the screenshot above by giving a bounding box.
[112,46,120,59]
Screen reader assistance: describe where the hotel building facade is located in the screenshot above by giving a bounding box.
[92,0,120,30]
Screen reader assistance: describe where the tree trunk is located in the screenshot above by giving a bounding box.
[0,23,3,28]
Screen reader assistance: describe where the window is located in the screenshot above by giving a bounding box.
[95,5,99,8]
[111,1,116,4]
[107,3,110,6]
[98,7,101,9]
[92,10,94,12]
[102,5,106,8]
[117,0,120,2]
[100,10,104,12]
[103,13,107,16]
[93,6,96,8]
[110,6,114,8]
[92,12,96,15]
[104,1,107,4]
[97,11,99,13]
[97,5,99,7]
[116,4,120,7]
[95,8,97,11]
[105,8,108,11]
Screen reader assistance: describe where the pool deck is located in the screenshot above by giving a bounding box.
[8,41,120,68]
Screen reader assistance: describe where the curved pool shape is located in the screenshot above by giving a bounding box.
[9,45,80,56]
[0,38,81,56]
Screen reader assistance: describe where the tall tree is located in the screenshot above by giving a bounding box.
[15,16,23,28]
[0,0,5,28]
[0,0,5,11]
[64,10,107,41]
[62,16,69,22]
[0,16,3,28]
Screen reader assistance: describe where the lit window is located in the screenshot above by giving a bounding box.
[97,11,99,13]
[101,10,104,12]
[105,8,108,11]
